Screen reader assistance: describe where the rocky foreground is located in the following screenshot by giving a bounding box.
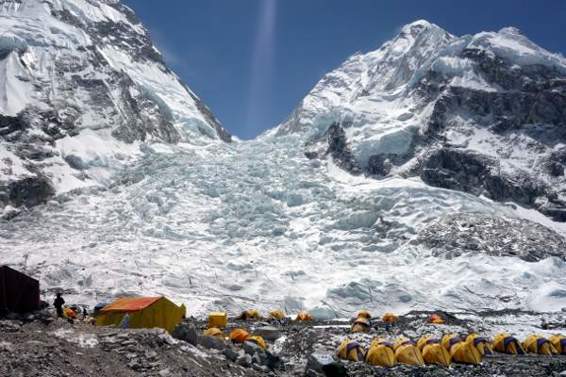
[1,310,566,377]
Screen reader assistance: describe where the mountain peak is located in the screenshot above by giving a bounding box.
[399,19,445,38]
[388,19,451,62]
[0,0,230,204]
[400,19,433,33]
[498,26,523,36]
[277,18,566,227]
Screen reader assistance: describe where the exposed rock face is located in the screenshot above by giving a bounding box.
[305,123,361,174]
[415,213,566,262]
[276,20,566,221]
[0,0,231,210]
[414,47,566,219]
[420,148,546,208]
[7,176,55,207]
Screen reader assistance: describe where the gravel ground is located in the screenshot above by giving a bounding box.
[1,309,566,376]
[0,319,263,377]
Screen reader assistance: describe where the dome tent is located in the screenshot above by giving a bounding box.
[96,296,186,333]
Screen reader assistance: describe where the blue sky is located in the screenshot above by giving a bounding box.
[123,0,566,139]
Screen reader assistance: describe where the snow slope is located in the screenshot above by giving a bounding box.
[0,0,230,206]
[2,135,565,317]
[275,20,566,221]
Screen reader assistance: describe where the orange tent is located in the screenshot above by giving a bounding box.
[230,328,250,343]
[382,312,398,324]
[96,296,186,333]
[428,313,445,324]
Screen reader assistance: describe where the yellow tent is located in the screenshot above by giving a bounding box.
[351,317,370,333]
[394,338,425,366]
[238,309,262,320]
[522,335,558,355]
[366,339,396,367]
[204,327,224,338]
[466,334,493,356]
[247,335,268,350]
[356,310,372,319]
[208,312,228,329]
[296,311,313,321]
[493,333,525,355]
[441,333,462,351]
[441,334,482,365]
[96,296,186,333]
[549,335,566,355]
[337,338,365,362]
[382,312,398,324]
[450,339,482,365]
[417,336,451,367]
[269,309,286,320]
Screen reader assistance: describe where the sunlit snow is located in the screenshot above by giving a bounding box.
[2,6,566,321]
[2,136,565,316]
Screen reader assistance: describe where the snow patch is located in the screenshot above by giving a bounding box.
[469,28,566,70]
[0,143,32,180]
[51,328,99,349]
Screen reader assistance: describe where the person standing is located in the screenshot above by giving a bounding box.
[120,313,130,329]
[53,293,65,318]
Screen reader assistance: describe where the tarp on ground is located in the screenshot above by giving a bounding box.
[95,296,186,333]
[0,265,40,314]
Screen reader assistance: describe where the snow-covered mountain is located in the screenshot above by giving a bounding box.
[275,20,566,222]
[1,11,566,318]
[0,0,230,209]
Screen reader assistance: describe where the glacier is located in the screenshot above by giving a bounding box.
[1,4,566,320]
[2,135,566,317]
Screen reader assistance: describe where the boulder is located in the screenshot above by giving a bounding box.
[260,351,283,371]
[236,353,252,368]
[251,352,262,365]
[243,341,261,356]
[222,347,239,362]
[254,326,281,341]
[197,335,225,350]
[306,353,348,377]
[171,323,198,346]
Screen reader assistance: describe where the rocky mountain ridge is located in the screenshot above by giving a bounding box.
[276,20,566,221]
[0,0,230,209]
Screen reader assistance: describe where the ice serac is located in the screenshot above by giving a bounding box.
[276,20,566,221]
[2,16,566,319]
[0,0,230,208]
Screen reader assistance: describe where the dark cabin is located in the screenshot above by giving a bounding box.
[0,265,40,315]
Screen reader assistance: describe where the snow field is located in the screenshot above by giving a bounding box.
[2,136,565,318]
